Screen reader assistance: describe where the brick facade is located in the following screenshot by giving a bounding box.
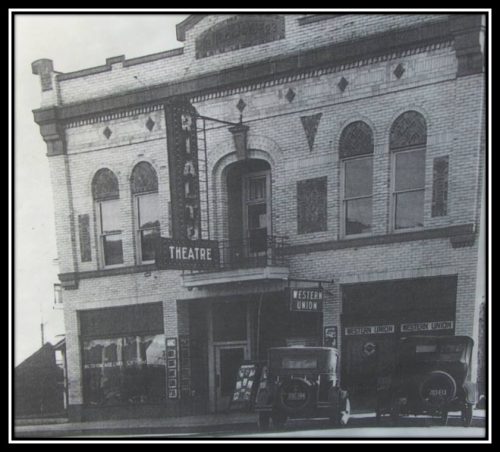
[33,13,486,420]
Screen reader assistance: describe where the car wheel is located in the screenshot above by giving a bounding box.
[340,397,351,426]
[272,411,287,430]
[390,402,400,426]
[330,404,341,427]
[439,409,449,426]
[258,412,270,431]
[462,402,473,427]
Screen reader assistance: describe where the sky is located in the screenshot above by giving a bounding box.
[13,12,189,365]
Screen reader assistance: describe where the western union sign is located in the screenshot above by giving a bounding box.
[289,288,323,312]
[400,321,454,333]
[345,325,395,335]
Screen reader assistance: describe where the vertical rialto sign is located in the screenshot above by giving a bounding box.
[164,98,201,240]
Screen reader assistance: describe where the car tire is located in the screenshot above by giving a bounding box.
[439,409,449,426]
[277,378,314,414]
[390,401,400,426]
[258,412,270,431]
[419,371,457,408]
[272,411,287,430]
[330,394,350,427]
[462,402,474,427]
[340,397,351,426]
[330,410,341,427]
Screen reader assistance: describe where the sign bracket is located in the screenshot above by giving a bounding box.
[287,278,334,293]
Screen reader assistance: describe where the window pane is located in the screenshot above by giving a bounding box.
[101,199,122,232]
[82,338,123,406]
[395,150,426,191]
[138,193,160,229]
[140,229,160,262]
[395,190,424,229]
[103,234,124,265]
[83,334,166,406]
[345,197,372,235]
[248,203,267,230]
[344,157,373,198]
[248,176,266,201]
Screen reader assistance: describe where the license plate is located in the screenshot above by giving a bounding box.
[287,392,306,401]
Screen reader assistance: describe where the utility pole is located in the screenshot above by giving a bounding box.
[40,302,45,346]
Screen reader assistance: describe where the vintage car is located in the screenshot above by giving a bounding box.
[254,347,350,430]
[376,335,477,426]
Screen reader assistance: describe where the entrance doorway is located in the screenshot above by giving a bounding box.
[243,170,271,256]
[226,159,272,266]
[214,343,249,412]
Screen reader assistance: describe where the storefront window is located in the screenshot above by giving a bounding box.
[83,334,166,406]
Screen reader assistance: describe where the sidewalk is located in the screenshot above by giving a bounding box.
[14,411,259,438]
[14,409,486,438]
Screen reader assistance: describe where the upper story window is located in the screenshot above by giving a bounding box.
[92,169,123,267]
[131,162,160,264]
[195,15,285,59]
[390,111,427,230]
[340,121,374,236]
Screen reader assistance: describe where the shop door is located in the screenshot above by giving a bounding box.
[214,344,249,412]
[342,334,397,410]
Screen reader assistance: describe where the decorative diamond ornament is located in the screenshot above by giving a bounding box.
[103,127,112,139]
[236,98,247,113]
[285,88,296,103]
[146,117,155,131]
[338,77,348,92]
[394,63,405,79]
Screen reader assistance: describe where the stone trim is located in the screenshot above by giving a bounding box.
[297,14,348,26]
[176,14,207,42]
[59,263,157,285]
[64,104,163,129]
[190,41,453,104]
[123,47,184,67]
[284,224,476,255]
[59,224,475,284]
[57,49,184,82]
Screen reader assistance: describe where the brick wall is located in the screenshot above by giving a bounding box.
[55,14,449,105]
[43,14,485,408]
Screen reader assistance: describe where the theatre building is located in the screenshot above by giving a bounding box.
[32,14,486,420]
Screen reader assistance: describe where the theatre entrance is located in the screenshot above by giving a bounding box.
[214,343,250,412]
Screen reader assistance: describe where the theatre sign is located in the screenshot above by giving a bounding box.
[156,237,220,270]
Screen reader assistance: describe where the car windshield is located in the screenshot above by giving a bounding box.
[281,357,318,369]
[404,342,466,362]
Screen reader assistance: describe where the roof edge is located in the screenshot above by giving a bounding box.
[176,14,207,41]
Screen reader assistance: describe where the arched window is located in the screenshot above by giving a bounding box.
[390,111,427,230]
[92,169,123,266]
[131,162,160,263]
[339,121,374,236]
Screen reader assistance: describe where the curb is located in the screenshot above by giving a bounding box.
[14,421,258,438]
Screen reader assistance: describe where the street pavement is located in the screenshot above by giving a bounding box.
[14,410,487,440]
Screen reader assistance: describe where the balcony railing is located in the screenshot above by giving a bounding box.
[184,234,289,273]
